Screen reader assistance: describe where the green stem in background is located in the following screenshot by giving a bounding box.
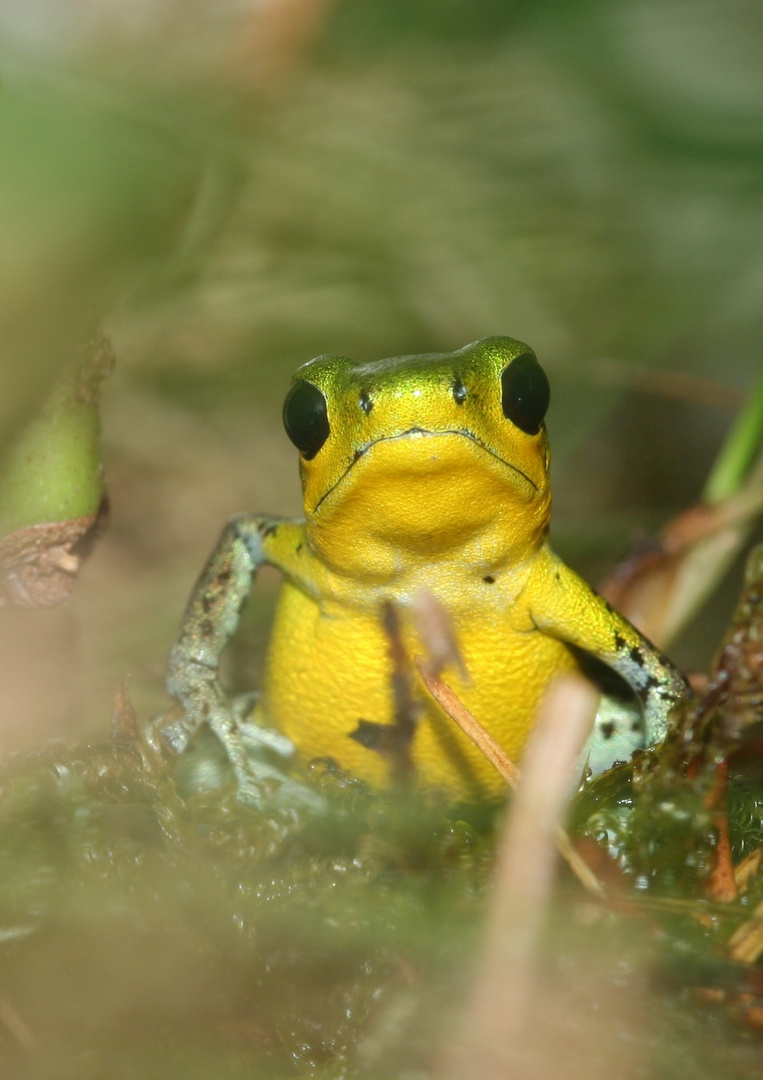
[0,334,113,535]
[656,363,763,649]
[601,363,763,651]
[0,333,114,607]
[703,367,763,504]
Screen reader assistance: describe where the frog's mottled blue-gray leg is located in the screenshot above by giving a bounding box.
[165,513,276,790]
[528,548,689,752]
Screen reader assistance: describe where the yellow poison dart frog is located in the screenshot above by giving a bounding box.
[165,336,688,801]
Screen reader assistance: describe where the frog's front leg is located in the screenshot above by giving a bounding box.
[165,513,304,796]
[526,547,690,755]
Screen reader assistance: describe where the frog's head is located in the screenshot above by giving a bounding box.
[282,336,552,579]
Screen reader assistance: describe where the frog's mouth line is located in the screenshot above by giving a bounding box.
[313,426,539,512]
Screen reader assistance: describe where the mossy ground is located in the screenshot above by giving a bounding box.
[0,705,761,1079]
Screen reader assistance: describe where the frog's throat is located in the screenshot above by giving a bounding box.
[312,427,538,514]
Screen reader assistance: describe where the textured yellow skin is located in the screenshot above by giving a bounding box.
[167,337,687,801]
[264,568,576,798]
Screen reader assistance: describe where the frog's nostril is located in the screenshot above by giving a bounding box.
[359,390,373,415]
[452,376,467,405]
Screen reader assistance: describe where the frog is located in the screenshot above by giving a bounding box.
[165,336,689,802]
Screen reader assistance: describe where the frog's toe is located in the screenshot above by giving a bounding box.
[232,771,267,808]
[232,759,325,812]
[162,715,195,754]
[239,721,296,761]
[230,692,260,724]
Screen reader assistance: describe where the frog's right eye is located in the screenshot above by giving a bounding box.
[283,380,330,459]
[501,354,550,435]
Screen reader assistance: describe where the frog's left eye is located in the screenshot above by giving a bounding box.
[501,354,550,435]
[283,379,330,459]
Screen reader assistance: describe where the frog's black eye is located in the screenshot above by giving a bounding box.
[500,353,550,435]
[283,379,330,459]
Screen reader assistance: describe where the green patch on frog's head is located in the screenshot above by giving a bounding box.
[283,337,552,575]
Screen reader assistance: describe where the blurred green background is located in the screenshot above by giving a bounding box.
[0,0,760,746]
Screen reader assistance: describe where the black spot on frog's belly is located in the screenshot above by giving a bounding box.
[349,719,417,781]
[349,719,397,753]
[349,717,415,753]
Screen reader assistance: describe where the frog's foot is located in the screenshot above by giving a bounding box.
[227,728,325,811]
[580,695,645,777]
[237,707,324,809]
[161,705,260,770]
[160,698,261,795]
[162,697,324,811]
[236,759,325,811]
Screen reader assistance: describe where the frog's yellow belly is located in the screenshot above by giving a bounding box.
[262,580,576,800]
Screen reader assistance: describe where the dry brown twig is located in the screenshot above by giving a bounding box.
[600,461,763,650]
[727,899,763,965]
[734,848,762,894]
